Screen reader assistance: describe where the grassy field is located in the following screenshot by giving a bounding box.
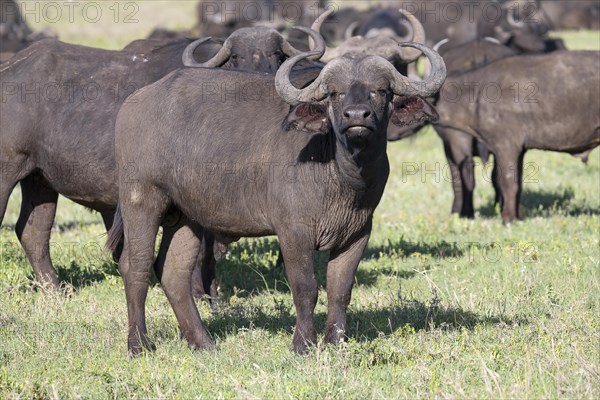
[2,1,599,398]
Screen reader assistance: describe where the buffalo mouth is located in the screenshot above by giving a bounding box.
[344,125,374,140]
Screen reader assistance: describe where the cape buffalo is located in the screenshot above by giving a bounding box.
[376,0,556,51]
[107,42,446,355]
[430,39,519,218]
[188,8,430,279]
[0,27,323,293]
[434,50,599,223]
[425,36,580,219]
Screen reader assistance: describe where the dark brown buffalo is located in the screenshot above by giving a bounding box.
[427,33,570,218]
[370,0,557,52]
[107,41,446,356]
[0,27,322,294]
[434,50,599,223]
[431,39,519,218]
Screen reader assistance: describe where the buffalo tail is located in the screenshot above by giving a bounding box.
[105,204,124,253]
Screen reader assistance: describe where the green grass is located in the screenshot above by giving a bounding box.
[2,3,599,398]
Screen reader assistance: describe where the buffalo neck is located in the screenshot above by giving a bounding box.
[332,132,389,199]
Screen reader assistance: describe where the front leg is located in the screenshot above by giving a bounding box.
[278,235,317,354]
[324,229,371,345]
[16,174,59,291]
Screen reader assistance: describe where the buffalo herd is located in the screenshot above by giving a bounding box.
[1,0,598,355]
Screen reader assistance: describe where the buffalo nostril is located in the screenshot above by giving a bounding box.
[344,107,371,120]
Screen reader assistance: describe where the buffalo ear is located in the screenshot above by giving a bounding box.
[390,96,439,127]
[283,102,330,133]
[511,32,546,53]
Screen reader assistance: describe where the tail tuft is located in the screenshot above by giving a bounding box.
[105,204,124,253]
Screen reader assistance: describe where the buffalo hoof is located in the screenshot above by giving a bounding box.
[191,281,222,310]
[127,335,156,357]
[36,278,61,294]
[324,325,347,345]
[191,282,208,302]
[291,331,316,355]
[188,339,215,351]
[502,214,517,226]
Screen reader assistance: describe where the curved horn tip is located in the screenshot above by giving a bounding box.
[433,38,450,53]
[394,8,427,61]
[275,50,326,105]
[345,21,360,40]
[395,42,447,96]
[182,37,213,67]
[483,36,502,45]
[507,10,526,28]
[311,8,335,28]
[291,26,326,59]
[320,8,335,19]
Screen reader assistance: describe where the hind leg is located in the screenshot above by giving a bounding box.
[440,128,473,217]
[119,185,168,356]
[495,149,524,224]
[190,231,218,302]
[156,216,213,350]
[15,174,59,290]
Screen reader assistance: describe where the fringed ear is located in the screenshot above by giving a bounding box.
[390,96,438,127]
[282,102,330,133]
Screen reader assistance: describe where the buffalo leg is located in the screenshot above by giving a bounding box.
[119,187,167,356]
[459,155,476,218]
[492,161,502,208]
[0,184,10,224]
[324,230,370,344]
[440,128,475,218]
[495,149,525,224]
[15,174,59,290]
[155,217,213,350]
[279,235,317,354]
[0,154,34,224]
[445,148,464,215]
[190,231,218,302]
[440,130,464,215]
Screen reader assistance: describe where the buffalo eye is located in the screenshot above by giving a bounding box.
[370,89,387,99]
[331,92,345,101]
